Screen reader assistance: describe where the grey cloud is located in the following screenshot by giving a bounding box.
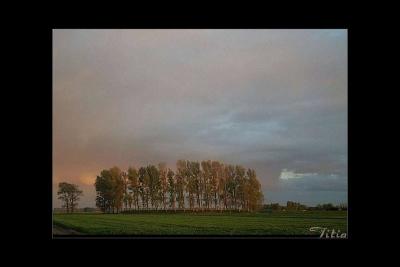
[280,173,347,192]
[53,29,347,207]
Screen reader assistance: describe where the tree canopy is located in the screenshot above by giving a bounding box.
[57,182,83,213]
[95,160,264,213]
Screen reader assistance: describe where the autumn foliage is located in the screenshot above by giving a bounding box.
[95,160,264,213]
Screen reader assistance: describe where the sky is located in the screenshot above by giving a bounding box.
[53,29,347,208]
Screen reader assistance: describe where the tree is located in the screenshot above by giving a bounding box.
[176,160,187,210]
[147,165,161,210]
[235,165,246,211]
[138,167,150,209]
[212,161,226,211]
[95,167,124,213]
[188,161,201,210]
[201,160,212,210]
[95,170,113,213]
[110,166,124,213]
[185,161,196,210]
[225,164,236,210]
[210,161,221,209]
[122,171,129,211]
[127,167,139,210]
[159,162,168,211]
[57,182,83,213]
[246,169,264,211]
[167,168,176,211]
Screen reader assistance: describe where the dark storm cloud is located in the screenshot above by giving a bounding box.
[53,29,347,207]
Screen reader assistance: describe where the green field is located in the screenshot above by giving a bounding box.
[53,211,347,236]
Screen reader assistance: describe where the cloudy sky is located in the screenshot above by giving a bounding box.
[53,29,347,208]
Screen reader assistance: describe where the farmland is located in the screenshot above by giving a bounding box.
[53,210,347,236]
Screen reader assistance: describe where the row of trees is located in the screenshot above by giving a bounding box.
[315,203,348,211]
[263,202,348,211]
[95,160,264,213]
[286,201,307,210]
[264,201,307,211]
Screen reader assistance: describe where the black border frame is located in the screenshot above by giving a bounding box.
[48,18,353,240]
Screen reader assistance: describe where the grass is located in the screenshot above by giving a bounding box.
[53,210,347,236]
